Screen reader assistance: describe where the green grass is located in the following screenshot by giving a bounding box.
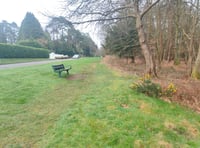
[0,57,200,147]
[0,58,49,65]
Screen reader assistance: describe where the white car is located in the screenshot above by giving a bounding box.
[72,54,80,59]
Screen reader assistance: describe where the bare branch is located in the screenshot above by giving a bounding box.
[71,16,134,24]
[141,0,160,18]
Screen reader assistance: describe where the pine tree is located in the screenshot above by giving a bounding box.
[18,12,45,40]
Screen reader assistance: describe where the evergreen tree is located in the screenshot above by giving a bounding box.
[0,22,7,43]
[104,18,140,58]
[0,20,19,44]
[46,16,97,56]
[80,33,97,56]
[18,12,45,40]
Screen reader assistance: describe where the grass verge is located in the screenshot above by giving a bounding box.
[0,57,200,147]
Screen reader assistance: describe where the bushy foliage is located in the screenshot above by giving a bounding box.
[162,83,177,97]
[136,80,162,98]
[0,43,49,58]
[130,75,177,98]
[0,21,19,44]
[104,18,140,58]
[130,75,162,98]
[17,40,44,48]
[46,16,97,56]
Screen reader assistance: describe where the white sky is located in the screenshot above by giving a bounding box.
[0,0,63,27]
[0,0,101,47]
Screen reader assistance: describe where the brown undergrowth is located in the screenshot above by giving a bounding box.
[103,55,200,113]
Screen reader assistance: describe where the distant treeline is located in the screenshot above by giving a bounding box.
[0,13,98,58]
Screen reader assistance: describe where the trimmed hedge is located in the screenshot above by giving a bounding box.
[0,43,49,58]
[17,40,44,48]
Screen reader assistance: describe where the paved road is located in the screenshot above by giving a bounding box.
[0,59,71,70]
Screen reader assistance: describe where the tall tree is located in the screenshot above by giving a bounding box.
[46,16,74,41]
[64,0,160,76]
[46,16,79,55]
[104,18,140,59]
[18,12,45,40]
[0,20,19,44]
[138,0,200,79]
[0,21,7,43]
[192,44,200,79]
[80,33,98,56]
[190,0,200,79]
[46,16,97,56]
[183,0,200,76]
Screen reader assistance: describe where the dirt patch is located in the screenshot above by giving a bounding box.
[102,55,200,113]
[68,63,96,81]
[67,74,87,80]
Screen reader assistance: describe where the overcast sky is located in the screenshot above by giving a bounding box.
[0,0,63,26]
[0,0,101,47]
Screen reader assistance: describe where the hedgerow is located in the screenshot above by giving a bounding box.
[0,43,49,58]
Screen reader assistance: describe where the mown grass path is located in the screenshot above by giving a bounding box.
[0,58,200,147]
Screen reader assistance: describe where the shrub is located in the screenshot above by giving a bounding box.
[130,74,162,98]
[0,43,49,58]
[162,82,177,97]
[130,75,177,98]
[136,79,162,98]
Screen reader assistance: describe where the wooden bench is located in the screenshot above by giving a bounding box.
[52,64,72,77]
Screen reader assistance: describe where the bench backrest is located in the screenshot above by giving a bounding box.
[52,64,65,71]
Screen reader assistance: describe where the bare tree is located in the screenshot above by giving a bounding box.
[186,0,199,77]
[64,0,160,76]
[190,0,200,79]
[192,44,200,79]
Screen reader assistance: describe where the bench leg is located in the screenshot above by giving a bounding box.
[59,72,62,77]
[67,70,69,75]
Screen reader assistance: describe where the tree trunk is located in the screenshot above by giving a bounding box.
[192,44,200,79]
[136,16,156,76]
[186,0,199,77]
[156,4,164,63]
[187,39,194,76]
